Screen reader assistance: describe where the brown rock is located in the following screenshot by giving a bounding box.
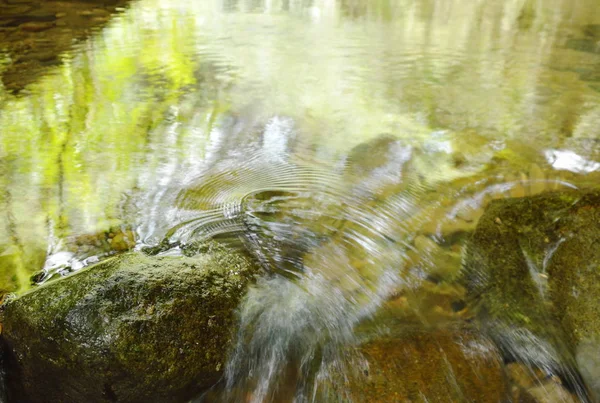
[347,327,509,402]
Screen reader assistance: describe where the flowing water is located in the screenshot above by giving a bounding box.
[1,0,600,401]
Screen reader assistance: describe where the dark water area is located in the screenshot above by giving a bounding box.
[1,0,600,402]
[0,0,131,93]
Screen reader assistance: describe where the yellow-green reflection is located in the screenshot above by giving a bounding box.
[0,0,599,293]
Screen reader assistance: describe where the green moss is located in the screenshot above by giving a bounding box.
[2,241,261,403]
[462,190,600,393]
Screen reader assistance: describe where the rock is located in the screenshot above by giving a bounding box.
[108,229,136,252]
[505,363,577,402]
[419,206,478,241]
[523,381,577,403]
[378,280,468,329]
[506,363,545,389]
[346,134,411,179]
[411,235,463,281]
[344,134,415,201]
[0,348,7,403]
[462,190,600,400]
[1,242,260,403]
[346,327,509,402]
[576,340,600,400]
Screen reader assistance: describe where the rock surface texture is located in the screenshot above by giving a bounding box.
[349,327,509,402]
[463,189,600,401]
[1,242,260,403]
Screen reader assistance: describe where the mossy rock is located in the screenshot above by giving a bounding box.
[462,190,600,400]
[344,326,509,402]
[1,242,260,403]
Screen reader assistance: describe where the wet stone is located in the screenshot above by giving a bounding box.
[345,327,509,402]
[523,381,577,403]
[506,363,546,389]
[462,189,600,401]
[1,243,261,403]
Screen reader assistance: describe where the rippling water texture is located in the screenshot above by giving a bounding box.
[1,0,600,401]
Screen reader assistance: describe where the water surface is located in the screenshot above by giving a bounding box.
[1,0,600,401]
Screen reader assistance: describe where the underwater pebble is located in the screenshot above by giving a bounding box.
[348,328,508,402]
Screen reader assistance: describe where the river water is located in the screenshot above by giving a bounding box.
[1,0,600,401]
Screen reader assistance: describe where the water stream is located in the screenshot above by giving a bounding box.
[1,0,600,401]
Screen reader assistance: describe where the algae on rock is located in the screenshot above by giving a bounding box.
[1,242,260,403]
[462,190,600,401]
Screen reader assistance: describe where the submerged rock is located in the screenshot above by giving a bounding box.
[1,242,260,403]
[462,190,600,400]
[346,327,509,402]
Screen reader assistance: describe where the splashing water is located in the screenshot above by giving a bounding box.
[126,116,441,401]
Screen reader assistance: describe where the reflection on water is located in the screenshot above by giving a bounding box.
[1,0,600,401]
[1,0,599,289]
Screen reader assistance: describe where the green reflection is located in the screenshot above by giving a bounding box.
[0,0,599,292]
